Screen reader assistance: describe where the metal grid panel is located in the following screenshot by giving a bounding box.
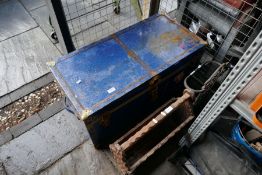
[180,30,262,144]
[160,0,262,62]
[58,0,262,58]
[61,0,151,48]
[159,0,177,14]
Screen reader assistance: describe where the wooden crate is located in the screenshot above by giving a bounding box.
[109,90,194,174]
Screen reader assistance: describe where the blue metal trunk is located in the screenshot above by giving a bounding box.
[51,15,206,148]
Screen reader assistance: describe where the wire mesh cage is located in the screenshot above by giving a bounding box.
[60,0,151,48]
[55,0,262,63]
[159,0,262,63]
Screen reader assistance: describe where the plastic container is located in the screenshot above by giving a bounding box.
[232,121,262,163]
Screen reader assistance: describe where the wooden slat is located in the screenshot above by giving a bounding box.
[121,92,191,150]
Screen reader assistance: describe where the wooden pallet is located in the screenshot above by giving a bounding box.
[109,90,194,174]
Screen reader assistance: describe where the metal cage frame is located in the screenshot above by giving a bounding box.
[45,0,161,53]
[46,0,262,145]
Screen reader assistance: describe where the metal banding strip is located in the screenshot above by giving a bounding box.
[112,34,157,76]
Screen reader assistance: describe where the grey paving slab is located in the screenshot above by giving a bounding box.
[30,5,57,42]
[40,140,119,175]
[0,130,12,146]
[55,43,63,53]
[0,95,11,109]
[33,72,54,89]
[38,98,65,121]
[0,73,54,109]
[0,163,7,175]
[0,27,61,97]
[9,113,42,138]
[20,0,45,11]
[0,0,37,41]
[0,110,89,175]
[9,82,36,101]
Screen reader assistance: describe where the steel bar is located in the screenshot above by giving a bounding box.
[190,32,262,132]
[215,28,238,62]
[180,30,262,145]
[45,0,75,54]
[175,0,188,23]
[191,44,262,138]
[190,44,262,143]
[187,1,234,36]
[206,0,239,17]
[149,0,161,16]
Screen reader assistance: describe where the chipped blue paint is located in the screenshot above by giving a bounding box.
[117,16,203,72]
[51,15,205,147]
[55,39,149,112]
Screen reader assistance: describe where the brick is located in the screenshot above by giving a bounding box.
[0,95,12,109]
[33,73,54,89]
[38,98,65,121]
[0,130,12,146]
[9,83,36,102]
[9,73,54,103]
[10,114,42,138]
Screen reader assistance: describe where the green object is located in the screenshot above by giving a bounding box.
[113,0,121,14]
[130,0,142,19]
[113,0,121,6]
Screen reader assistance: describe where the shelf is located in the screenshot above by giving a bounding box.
[230,99,262,133]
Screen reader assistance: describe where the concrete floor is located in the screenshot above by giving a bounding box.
[0,0,61,97]
[39,140,186,175]
[0,110,89,175]
[0,1,138,174]
[0,0,140,97]
[40,140,119,175]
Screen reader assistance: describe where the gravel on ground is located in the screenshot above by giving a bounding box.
[0,81,64,133]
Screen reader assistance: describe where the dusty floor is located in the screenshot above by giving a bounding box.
[0,0,61,97]
[0,110,89,175]
[0,82,63,132]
